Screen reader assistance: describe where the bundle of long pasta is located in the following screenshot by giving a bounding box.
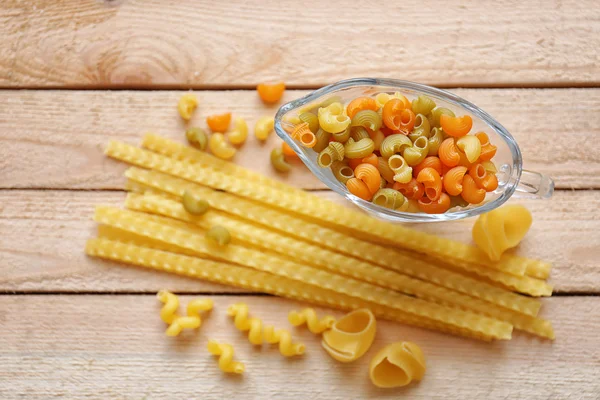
[85,134,555,341]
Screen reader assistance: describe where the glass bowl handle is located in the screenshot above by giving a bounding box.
[513,170,555,199]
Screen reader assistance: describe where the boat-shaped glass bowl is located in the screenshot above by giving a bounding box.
[274,78,554,222]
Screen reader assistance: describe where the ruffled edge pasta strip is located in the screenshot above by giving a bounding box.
[92,207,512,339]
[107,140,547,279]
[85,239,497,341]
[369,342,426,388]
[124,168,544,313]
[138,137,549,279]
[126,193,543,329]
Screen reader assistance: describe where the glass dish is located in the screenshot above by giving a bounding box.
[274,78,554,222]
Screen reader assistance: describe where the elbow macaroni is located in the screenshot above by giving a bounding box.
[226,117,249,145]
[177,93,198,121]
[318,102,351,133]
[254,116,275,141]
[208,133,236,160]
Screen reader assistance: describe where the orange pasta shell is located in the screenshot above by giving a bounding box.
[346,177,373,201]
[440,114,473,138]
[392,178,424,200]
[361,153,379,168]
[413,156,443,176]
[281,142,298,157]
[418,192,451,214]
[416,167,442,202]
[399,109,416,134]
[257,82,286,104]
[479,144,497,162]
[442,166,468,196]
[469,163,498,192]
[206,113,232,133]
[346,97,378,119]
[291,122,317,148]
[438,138,460,167]
[354,163,382,195]
[461,175,486,204]
[382,99,407,131]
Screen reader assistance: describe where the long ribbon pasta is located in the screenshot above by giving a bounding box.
[125,193,554,334]
[126,138,551,279]
[125,167,548,308]
[85,239,497,341]
[288,308,336,334]
[93,206,512,339]
[207,340,245,374]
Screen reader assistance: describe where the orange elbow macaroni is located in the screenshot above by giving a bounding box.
[472,205,533,261]
[322,309,377,363]
[461,175,486,204]
[206,113,232,133]
[369,342,426,388]
[416,167,442,201]
[442,166,468,196]
[291,122,317,148]
[354,163,382,194]
[346,177,373,201]
[438,138,461,167]
[440,114,472,138]
[418,192,451,214]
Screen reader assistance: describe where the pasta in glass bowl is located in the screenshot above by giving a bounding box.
[274,78,554,223]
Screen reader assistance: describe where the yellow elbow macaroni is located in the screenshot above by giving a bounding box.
[208,133,236,160]
[207,340,245,374]
[321,309,376,362]
[177,93,198,121]
[254,116,275,140]
[318,102,351,133]
[288,308,336,334]
[226,117,249,145]
[456,135,482,163]
[369,341,426,388]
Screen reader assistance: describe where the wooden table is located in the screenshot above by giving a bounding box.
[1,1,599,399]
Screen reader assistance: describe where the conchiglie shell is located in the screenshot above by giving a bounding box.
[472,205,533,261]
[369,341,426,388]
[321,309,376,363]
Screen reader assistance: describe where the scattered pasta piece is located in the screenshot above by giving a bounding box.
[177,93,198,121]
[472,205,533,261]
[226,117,249,145]
[207,340,245,374]
[257,82,286,104]
[281,142,298,158]
[185,127,208,150]
[206,225,231,245]
[271,147,292,172]
[208,133,236,160]
[182,190,210,215]
[321,309,376,363]
[156,290,213,336]
[369,342,426,388]
[206,113,232,133]
[263,326,306,357]
[288,308,336,334]
[255,116,275,140]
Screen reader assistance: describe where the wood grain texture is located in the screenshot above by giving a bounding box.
[0,295,598,400]
[1,190,598,293]
[1,0,599,87]
[1,89,599,189]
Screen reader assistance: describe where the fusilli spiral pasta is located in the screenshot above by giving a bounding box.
[207,340,245,374]
[288,308,336,334]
